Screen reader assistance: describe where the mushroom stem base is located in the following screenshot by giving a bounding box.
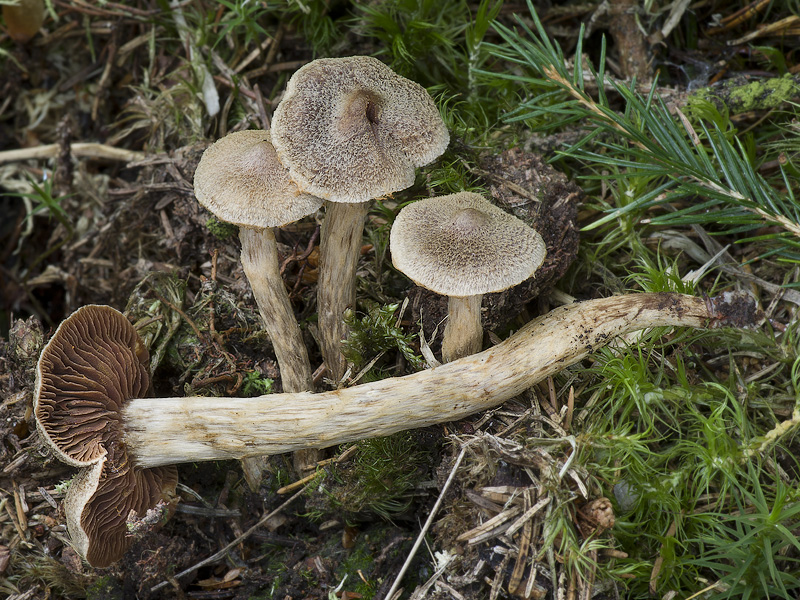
[123,292,756,468]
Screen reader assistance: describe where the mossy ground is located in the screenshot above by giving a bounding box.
[2,1,800,599]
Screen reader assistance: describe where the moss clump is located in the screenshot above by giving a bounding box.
[342,302,424,379]
[205,217,238,240]
[333,525,400,598]
[322,431,434,520]
[240,370,274,396]
[86,575,124,600]
[689,74,799,115]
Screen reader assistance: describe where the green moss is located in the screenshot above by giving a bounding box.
[322,432,433,519]
[240,370,274,396]
[337,538,378,597]
[86,575,124,600]
[689,74,799,116]
[342,301,424,376]
[206,217,238,240]
[725,75,797,112]
[333,524,411,598]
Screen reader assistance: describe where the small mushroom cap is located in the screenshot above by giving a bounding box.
[390,192,547,297]
[65,456,178,568]
[35,304,179,567]
[193,129,323,228]
[3,0,46,43]
[35,305,150,468]
[271,56,450,203]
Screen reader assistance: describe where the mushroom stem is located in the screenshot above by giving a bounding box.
[442,295,483,363]
[123,292,755,468]
[316,200,371,383]
[239,227,313,393]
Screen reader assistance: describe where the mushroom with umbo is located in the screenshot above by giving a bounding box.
[271,56,450,383]
[390,192,546,362]
[194,129,324,479]
[193,129,321,393]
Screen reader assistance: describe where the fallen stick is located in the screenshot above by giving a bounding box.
[122,292,758,467]
[0,142,145,164]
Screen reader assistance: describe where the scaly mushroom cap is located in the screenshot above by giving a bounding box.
[193,129,323,228]
[35,305,178,567]
[390,192,547,297]
[271,56,450,203]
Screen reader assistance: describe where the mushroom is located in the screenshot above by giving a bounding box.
[35,305,178,567]
[271,56,449,382]
[3,0,45,43]
[390,192,547,362]
[38,293,753,474]
[193,129,321,393]
[38,293,756,563]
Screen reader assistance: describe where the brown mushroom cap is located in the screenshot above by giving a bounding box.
[193,129,323,228]
[66,456,177,568]
[271,56,450,203]
[390,192,547,297]
[35,305,178,567]
[3,0,45,43]
[35,305,150,467]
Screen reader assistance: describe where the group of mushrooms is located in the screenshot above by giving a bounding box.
[192,55,546,389]
[32,56,751,568]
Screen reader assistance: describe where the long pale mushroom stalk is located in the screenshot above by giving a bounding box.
[316,201,371,383]
[123,292,756,468]
[241,226,316,479]
[192,129,320,396]
[192,128,324,480]
[239,227,313,393]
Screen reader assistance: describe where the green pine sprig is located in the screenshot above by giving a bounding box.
[483,0,800,266]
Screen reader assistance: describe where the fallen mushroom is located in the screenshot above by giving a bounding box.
[271,56,449,382]
[193,129,321,393]
[39,292,755,475]
[36,293,756,564]
[390,192,547,362]
[34,305,178,567]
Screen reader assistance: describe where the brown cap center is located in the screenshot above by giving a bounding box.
[340,90,382,136]
[449,208,491,235]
